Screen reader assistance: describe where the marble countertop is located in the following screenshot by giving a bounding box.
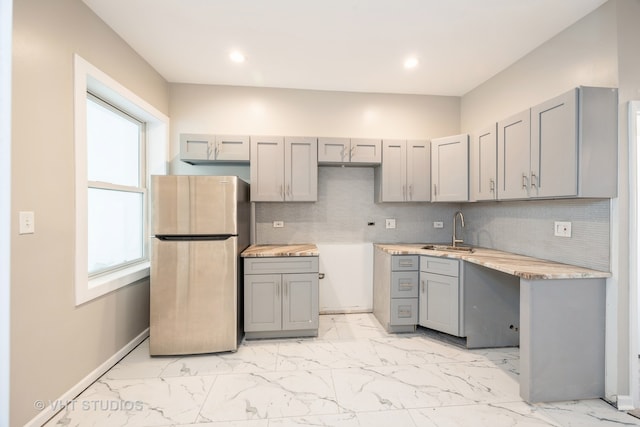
[375,243,611,280]
[242,244,319,257]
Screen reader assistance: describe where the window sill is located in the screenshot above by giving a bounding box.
[76,261,150,306]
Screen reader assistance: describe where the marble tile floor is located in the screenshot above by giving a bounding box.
[45,313,640,427]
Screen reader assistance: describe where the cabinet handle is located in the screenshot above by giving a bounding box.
[340,147,346,161]
[350,145,356,159]
[531,172,537,188]
[286,184,291,197]
[215,142,220,158]
[489,179,495,192]
[421,280,425,293]
[398,280,413,291]
[433,184,437,197]
[408,184,413,200]
[521,173,528,189]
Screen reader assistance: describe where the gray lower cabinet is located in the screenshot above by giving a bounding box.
[419,256,464,337]
[373,248,419,333]
[244,257,319,339]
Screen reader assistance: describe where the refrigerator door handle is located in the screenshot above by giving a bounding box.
[156,235,235,241]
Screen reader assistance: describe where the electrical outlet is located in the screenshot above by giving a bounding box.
[273,221,284,228]
[433,221,444,229]
[385,218,396,229]
[554,221,571,237]
[19,211,35,234]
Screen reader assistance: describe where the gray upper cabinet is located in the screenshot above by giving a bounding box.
[431,134,469,202]
[530,86,617,198]
[318,137,381,165]
[497,109,531,200]
[470,125,497,201]
[250,136,317,202]
[376,139,430,202]
[250,136,285,201]
[284,137,318,201]
[180,133,250,164]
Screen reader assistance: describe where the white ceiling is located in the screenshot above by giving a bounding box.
[82,0,608,96]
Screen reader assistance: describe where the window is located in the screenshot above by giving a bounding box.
[74,55,168,305]
[86,94,146,276]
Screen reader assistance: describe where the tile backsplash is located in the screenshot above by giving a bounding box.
[254,167,611,271]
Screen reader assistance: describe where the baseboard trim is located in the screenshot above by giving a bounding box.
[617,395,635,411]
[25,328,149,427]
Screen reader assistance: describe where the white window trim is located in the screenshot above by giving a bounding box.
[74,54,169,306]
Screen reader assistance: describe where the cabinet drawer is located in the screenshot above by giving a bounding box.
[390,298,418,325]
[392,255,419,271]
[391,272,419,298]
[244,257,319,275]
[420,256,459,277]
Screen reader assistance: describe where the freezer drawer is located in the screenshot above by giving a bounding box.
[150,237,239,355]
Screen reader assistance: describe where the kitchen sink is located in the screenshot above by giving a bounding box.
[421,244,474,253]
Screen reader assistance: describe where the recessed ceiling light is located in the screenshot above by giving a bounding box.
[404,57,419,69]
[229,50,246,63]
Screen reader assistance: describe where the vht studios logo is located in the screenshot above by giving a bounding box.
[34,399,144,412]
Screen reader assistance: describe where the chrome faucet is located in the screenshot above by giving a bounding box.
[452,211,465,247]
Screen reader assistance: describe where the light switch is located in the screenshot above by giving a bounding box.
[385,218,396,229]
[19,211,35,234]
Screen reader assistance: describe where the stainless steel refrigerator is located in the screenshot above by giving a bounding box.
[150,175,250,355]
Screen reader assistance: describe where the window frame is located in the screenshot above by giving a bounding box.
[86,93,147,278]
[74,54,168,306]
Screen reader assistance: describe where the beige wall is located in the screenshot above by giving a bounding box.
[11,0,168,425]
[460,0,618,133]
[168,83,460,175]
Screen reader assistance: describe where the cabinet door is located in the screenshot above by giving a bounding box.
[350,138,382,164]
[419,272,460,336]
[406,140,430,202]
[244,274,282,332]
[530,88,578,198]
[470,125,497,201]
[214,135,250,162]
[282,273,319,331]
[497,110,530,199]
[431,134,469,202]
[250,136,284,201]
[318,137,349,163]
[285,137,318,201]
[380,139,407,202]
[180,134,212,163]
